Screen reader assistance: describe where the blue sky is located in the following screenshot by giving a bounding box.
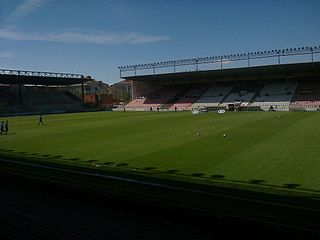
[0,0,320,84]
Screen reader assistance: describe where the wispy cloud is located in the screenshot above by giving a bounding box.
[1,1,170,45]
[0,28,170,45]
[5,0,50,27]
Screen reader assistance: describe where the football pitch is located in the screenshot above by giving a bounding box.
[1,111,320,195]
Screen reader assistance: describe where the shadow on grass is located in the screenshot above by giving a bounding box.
[86,160,98,164]
[165,169,179,174]
[4,149,14,152]
[68,157,81,161]
[249,179,266,184]
[29,153,41,155]
[117,163,129,167]
[103,162,114,165]
[191,173,205,177]
[283,183,300,189]
[210,175,225,179]
[144,167,157,171]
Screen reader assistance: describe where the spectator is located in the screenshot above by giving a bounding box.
[39,114,44,125]
[5,120,8,134]
[0,121,4,134]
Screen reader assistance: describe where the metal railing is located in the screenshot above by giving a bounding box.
[0,69,83,79]
[119,45,320,77]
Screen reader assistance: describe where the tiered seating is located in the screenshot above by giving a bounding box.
[125,85,209,111]
[220,85,257,107]
[220,91,256,107]
[251,81,297,111]
[125,86,181,110]
[22,89,76,104]
[169,85,209,110]
[121,80,320,112]
[145,87,181,108]
[0,88,18,104]
[290,81,320,110]
[0,87,85,115]
[192,84,233,108]
[124,98,147,110]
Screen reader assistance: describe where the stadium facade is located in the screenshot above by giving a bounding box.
[0,70,114,116]
[120,46,320,112]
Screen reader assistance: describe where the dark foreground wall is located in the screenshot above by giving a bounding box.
[0,157,319,239]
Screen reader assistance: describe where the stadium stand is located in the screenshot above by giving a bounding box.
[192,83,233,108]
[290,80,320,111]
[123,61,320,112]
[123,78,320,112]
[251,81,297,111]
[219,84,258,107]
[124,85,205,111]
[168,85,209,110]
[0,86,85,116]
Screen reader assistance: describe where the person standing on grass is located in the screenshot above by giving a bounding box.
[39,114,44,125]
[0,121,4,134]
[5,120,8,134]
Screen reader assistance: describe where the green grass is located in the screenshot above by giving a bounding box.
[1,111,320,194]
